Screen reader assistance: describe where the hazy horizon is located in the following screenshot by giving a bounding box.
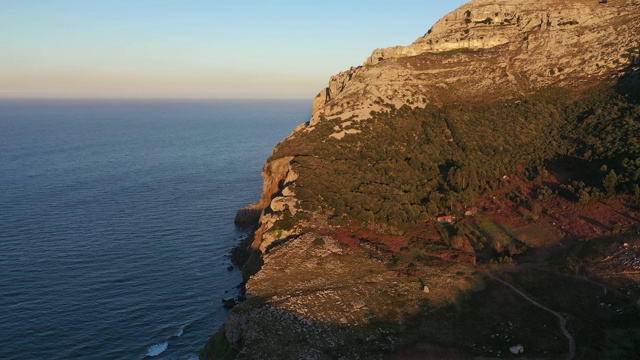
[1,1,468,99]
[0,96,315,100]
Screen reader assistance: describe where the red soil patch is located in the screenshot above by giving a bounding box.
[327,173,637,271]
[478,172,636,234]
[333,227,407,253]
[469,173,639,266]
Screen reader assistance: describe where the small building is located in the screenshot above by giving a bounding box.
[437,215,456,224]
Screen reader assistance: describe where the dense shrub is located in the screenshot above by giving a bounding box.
[270,80,640,228]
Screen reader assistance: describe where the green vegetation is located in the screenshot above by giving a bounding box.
[558,83,640,203]
[600,328,640,358]
[502,270,640,358]
[270,78,639,229]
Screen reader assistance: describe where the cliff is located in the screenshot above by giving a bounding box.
[311,0,639,123]
[203,1,640,359]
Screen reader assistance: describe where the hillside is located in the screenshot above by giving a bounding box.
[202,1,640,359]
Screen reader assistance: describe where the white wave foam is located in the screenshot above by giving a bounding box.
[176,327,184,337]
[147,342,168,357]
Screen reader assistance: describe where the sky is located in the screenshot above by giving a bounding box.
[0,1,469,99]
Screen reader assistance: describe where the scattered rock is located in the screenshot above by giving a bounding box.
[222,298,237,309]
[510,344,524,354]
[234,204,262,226]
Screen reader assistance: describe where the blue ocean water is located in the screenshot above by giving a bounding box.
[0,99,310,359]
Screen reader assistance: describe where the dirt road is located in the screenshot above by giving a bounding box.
[481,270,576,360]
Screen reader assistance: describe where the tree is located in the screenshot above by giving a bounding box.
[603,170,618,197]
[578,189,591,204]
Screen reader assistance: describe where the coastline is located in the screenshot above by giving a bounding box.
[200,217,259,360]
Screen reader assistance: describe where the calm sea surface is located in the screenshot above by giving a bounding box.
[0,99,310,359]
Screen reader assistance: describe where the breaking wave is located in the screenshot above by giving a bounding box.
[146,342,168,357]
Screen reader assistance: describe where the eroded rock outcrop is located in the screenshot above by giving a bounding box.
[246,156,301,253]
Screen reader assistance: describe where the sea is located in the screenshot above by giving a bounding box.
[0,99,310,359]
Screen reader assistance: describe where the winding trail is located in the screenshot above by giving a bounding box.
[481,270,576,360]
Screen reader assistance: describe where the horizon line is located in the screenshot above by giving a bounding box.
[0,97,314,101]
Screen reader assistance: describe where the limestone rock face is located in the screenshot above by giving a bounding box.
[256,156,295,210]
[246,155,304,252]
[366,0,630,65]
[225,234,428,359]
[311,67,361,124]
[234,204,262,226]
[309,0,640,123]
[223,233,482,359]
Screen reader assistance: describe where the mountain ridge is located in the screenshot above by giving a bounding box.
[311,0,639,123]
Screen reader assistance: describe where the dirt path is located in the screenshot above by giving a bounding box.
[481,270,576,360]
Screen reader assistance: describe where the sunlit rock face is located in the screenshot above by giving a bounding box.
[310,0,640,124]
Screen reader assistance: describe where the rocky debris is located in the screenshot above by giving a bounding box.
[234,203,262,227]
[510,344,525,354]
[580,235,640,275]
[268,196,297,214]
[218,232,486,358]
[222,298,237,309]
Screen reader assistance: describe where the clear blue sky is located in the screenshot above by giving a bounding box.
[0,1,468,99]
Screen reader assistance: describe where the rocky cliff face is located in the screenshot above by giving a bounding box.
[250,156,299,252]
[204,1,640,359]
[310,0,640,124]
